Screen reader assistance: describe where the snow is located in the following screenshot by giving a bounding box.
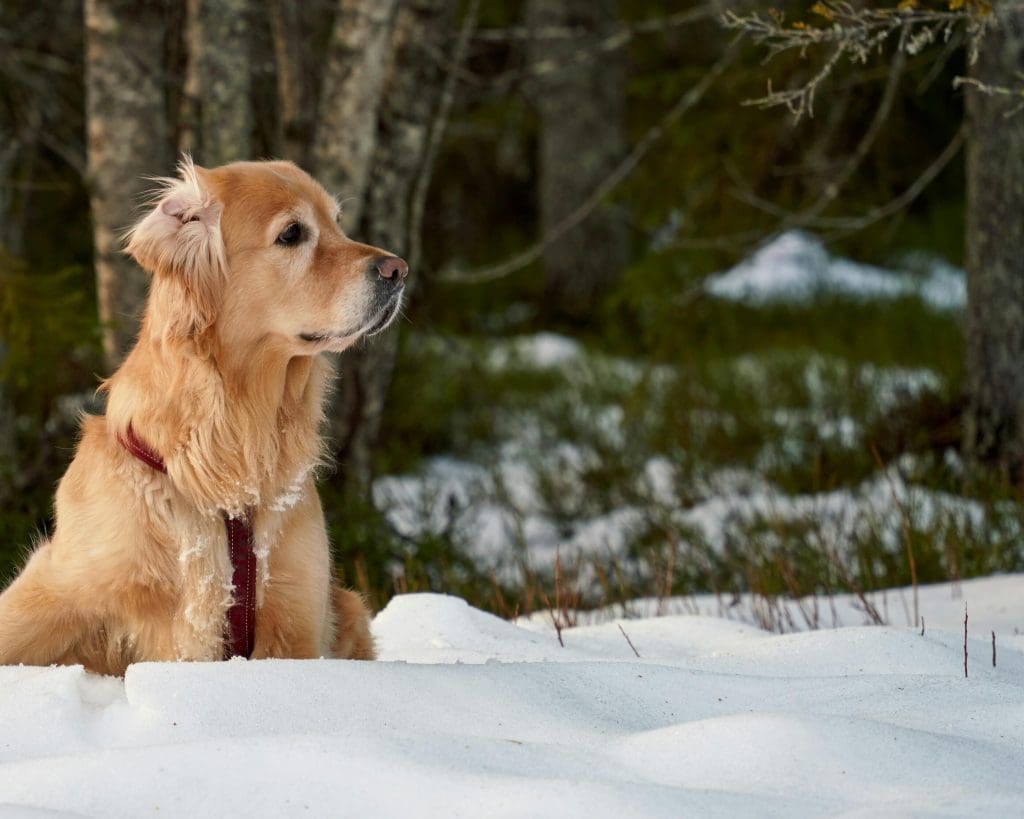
[372,442,994,587]
[373,323,959,582]
[2,576,1023,817]
[707,231,965,310]
[487,332,582,369]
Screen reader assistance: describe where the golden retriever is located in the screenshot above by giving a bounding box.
[0,158,404,675]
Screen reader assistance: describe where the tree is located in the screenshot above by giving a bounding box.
[181,0,254,165]
[84,0,173,368]
[525,0,629,319]
[963,8,1024,478]
[272,0,460,492]
[727,2,1024,480]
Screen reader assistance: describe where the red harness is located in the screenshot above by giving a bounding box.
[119,424,256,659]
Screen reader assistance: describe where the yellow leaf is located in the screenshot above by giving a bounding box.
[810,2,834,20]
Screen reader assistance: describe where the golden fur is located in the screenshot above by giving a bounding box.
[0,159,405,675]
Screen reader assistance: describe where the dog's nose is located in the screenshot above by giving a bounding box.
[374,256,408,282]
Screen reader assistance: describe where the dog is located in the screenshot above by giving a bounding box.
[0,158,405,675]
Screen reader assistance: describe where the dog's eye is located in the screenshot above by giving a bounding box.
[275,223,304,246]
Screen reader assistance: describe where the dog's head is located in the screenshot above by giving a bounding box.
[126,157,407,353]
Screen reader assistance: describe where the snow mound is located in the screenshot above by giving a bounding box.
[374,593,558,663]
[2,577,1024,817]
[707,231,965,309]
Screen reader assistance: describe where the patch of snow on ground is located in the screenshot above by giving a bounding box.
[707,231,965,310]
[486,332,582,369]
[373,446,991,583]
[2,577,1023,817]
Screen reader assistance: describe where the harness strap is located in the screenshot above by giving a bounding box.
[118,423,256,659]
[223,514,257,659]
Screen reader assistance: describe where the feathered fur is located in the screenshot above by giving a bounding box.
[0,159,399,674]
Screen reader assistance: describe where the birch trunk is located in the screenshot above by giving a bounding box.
[270,0,456,492]
[312,0,400,232]
[85,0,172,368]
[181,0,253,165]
[328,0,455,492]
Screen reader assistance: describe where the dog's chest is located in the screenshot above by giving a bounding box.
[169,476,311,660]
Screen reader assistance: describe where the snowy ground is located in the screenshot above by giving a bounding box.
[371,234,972,584]
[1,574,1022,818]
[707,231,965,310]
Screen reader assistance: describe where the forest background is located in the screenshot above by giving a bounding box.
[1,0,1018,625]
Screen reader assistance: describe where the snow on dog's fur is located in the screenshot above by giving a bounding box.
[0,158,408,675]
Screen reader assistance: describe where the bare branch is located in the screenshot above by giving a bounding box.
[954,74,1024,116]
[723,1,998,120]
[429,3,726,94]
[438,39,742,285]
[471,5,715,42]
[816,125,965,236]
[408,0,479,273]
[730,48,906,227]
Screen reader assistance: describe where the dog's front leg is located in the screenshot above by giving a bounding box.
[250,489,333,659]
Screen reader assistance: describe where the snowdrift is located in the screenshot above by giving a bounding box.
[1,576,1023,818]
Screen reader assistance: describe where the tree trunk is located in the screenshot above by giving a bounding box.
[526,0,629,319]
[181,0,253,165]
[312,0,399,233]
[272,0,455,493]
[327,0,456,492]
[963,9,1024,480]
[267,0,328,169]
[85,0,173,369]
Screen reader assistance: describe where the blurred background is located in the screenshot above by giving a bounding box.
[2,0,1020,625]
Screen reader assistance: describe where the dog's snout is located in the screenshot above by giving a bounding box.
[373,256,409,283]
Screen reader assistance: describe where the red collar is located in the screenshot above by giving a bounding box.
[118,423,256,659]
[119,423,167,474]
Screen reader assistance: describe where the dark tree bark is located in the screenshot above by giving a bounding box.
[963,9,1024,479]
[526,0,629,319]
[181,0,253,165]
[85,0,173,369]
[267,0,327,169]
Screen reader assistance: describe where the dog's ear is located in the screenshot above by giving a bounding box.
[125,156,225,336]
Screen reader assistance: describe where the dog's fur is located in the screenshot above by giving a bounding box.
[0,159,405,675]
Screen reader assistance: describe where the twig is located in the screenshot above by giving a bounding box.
[816,127,965,236]
[657,530,678,617]
[992,630,996,668]
[954,76,1024,118]
[438,38,742,284]
[811,507,885,626]
[429,5,727,94]
[920,616,925,637]
[408,0,479,274]
[551,553,565,647]
[964,605,969,679]
[471,6,715,42]
[723,2,997,121]
[732,48,905,228]
[870,443,918,629]
[617,623,640,658]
